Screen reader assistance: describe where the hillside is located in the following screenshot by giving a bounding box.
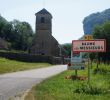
[83,8,110,34]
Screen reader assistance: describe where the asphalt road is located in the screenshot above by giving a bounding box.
[0,65,67,100]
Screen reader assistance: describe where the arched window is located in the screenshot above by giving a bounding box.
[41,17,45,23]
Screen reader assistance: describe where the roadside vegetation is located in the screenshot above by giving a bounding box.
[0,57,52,74]
[25,63,110,100]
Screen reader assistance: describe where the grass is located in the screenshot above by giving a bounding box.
[25,63,110,100]
[0,57,52,74]
[93,63,110,74]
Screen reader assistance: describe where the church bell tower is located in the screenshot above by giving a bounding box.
[30,8,59,56]
[35,8,52,35]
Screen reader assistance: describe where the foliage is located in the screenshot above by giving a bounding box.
[9,20,34,50]
[0,15,10,39]
[61,43,71,57]
[93,63,110,74]
[83,8,110,62]
[83,8,110,34]
[74,83,105,95]
[93,21,110,62]
[0,15,34,51]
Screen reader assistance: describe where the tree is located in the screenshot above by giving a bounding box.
[61,43,71,57]
[93,21,110,63]
[0,15,9,38]
[0,15,34,51]
[10,20,34,50]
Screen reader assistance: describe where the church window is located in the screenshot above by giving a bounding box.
[41,17,45,23]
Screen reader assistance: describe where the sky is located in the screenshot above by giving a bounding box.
[0,0,110,44]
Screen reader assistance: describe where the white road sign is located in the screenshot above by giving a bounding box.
[72,40,106,52]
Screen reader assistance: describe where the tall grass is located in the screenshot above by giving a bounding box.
[0,57,51,74]
[93,63,110,74]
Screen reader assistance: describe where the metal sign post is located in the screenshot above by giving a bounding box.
[75,70,77,76]
[88,53,90,84]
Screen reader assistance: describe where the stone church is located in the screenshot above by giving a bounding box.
[30,8,60,56]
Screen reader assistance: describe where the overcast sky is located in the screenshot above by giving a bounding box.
[0,0,110,44]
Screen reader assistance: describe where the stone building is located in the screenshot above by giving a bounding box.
[30,8,60,56]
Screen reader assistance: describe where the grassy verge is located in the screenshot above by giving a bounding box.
[0,57,52,74]
[25,63,110,100]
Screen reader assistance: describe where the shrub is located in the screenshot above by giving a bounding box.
[74,83,105,95]
[94,63,110,74]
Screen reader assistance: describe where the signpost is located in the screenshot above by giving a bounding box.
[72,40,106,52]
[69,63,85,70]
[69,51,85,70]
[71,39,106,84]
[83,35,93,40]
[68,50,85,76]
[67,37,106,83]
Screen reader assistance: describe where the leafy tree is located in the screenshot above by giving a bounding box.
[0,16,34,51]
[10,20,34,50]
[93,21,110,63]
[61,43,71,57]
[0,15,9,38]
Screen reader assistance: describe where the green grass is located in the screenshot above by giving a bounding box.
[0,57,52,74]
[93,63,110,74]
[26,63,110,100]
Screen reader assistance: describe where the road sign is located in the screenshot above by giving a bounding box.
[71,52,82,63]
[72,39,106,52]
[84,35,93,40]
[68,63,85,70]
[69,51,85,70]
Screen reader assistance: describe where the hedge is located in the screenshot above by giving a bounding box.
[0,51,68,64]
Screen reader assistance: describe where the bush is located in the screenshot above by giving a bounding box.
[94,63,110,74]
[74,83,105,95]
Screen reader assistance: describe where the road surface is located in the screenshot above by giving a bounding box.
[0,65,67,100]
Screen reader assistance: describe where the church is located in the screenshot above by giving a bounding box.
[30,8,60,56]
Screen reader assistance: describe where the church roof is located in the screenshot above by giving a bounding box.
[35,8,52,16]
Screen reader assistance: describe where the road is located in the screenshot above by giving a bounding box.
[0,65,67,100]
